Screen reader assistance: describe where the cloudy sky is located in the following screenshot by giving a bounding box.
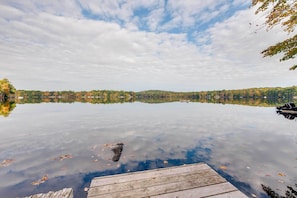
[0,0,296,91]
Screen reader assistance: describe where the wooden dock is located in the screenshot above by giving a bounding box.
[87,163,248,198]
[23,188,73,198]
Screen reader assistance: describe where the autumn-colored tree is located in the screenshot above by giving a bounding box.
[252,0,297,70]
[0,78,16,97]
[0,102,16,117]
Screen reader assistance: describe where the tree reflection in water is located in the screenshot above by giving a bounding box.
[265,108,296,197]
[262,183,297,198]
[0,101,16,117]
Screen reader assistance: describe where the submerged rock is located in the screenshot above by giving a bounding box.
[111,143,124,162]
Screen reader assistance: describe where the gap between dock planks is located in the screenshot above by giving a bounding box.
[87,163,248,198]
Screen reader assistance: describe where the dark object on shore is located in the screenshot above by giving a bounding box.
[276,102,297,114]
[276,102,297,120]
[277,111,297,120]
[276,102,297,110]
[111,143,124,162]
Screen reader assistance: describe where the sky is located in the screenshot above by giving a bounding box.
[0,0,296,91]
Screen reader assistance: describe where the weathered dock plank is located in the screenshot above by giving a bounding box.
[90,163,211,187]
[87,163,248,198]
[150,183,238,198]
[23,188,73,198]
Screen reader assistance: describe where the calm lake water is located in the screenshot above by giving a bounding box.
[0,102,296,198]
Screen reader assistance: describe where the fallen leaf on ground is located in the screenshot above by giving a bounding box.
[31,181,42,186]
[54,154,73,161]
[278,173,286,177]
[219,165,228,170]
[60,154,72,160]
[41,175,48,181]
[31,175,49,186]
[0,159,14,167]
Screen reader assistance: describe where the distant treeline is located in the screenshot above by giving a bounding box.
[1,77,297,117]
[135,88,296,107]
[13,86,297,105]
[15,90,135,104]
[136,87,297,100]
[1,77,296,104]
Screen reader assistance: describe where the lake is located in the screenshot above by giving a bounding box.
[0,102,296,197]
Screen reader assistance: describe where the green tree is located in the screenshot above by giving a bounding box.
[252,0,297,70]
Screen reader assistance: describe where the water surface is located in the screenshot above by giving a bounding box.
[0,102,296,197]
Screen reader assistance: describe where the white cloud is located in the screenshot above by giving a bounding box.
[0,1,296,91]
[145,7,164,31]
[0,0,82,18]
[205,6,296,76]
[163,0,230,30]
